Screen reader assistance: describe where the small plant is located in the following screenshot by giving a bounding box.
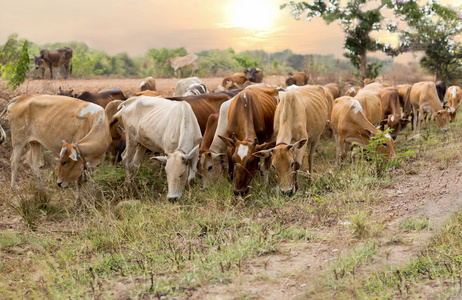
[400,217,429,231]
[349,211,370,239]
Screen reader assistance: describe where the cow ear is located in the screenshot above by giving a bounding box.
[184,145,199,162]
[365,129,376,138]
[69,148,78,161]
[218,135,236,148]
[380,119,388,126]
[151,156,167,162]
[293,139,308,150]
[253,149,272,158]
[256,141,276,151]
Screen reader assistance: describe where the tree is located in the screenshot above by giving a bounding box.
[229,49,260,69]
[0,34,30,90]
[281,0,414,79]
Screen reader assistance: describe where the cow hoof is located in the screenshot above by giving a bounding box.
[168,197,179,203]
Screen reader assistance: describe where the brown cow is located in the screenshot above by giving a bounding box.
[378,88,409,140]
[140,77,156,91]
[221,73,249,91]
[253,85,328,195]
[35,47,73,79]
[166,54,198,78]
[345,86,362,97]
[285,72,308,87]
[244,68,264,83]
[324,83,340,99]
[447,86,461,122]
[409,81,449,132]
[59,87,127,108]
[218,85,278,196]
[331,96,396,168]
[0,95,111,188]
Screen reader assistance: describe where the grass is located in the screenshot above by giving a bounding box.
[1,114,462,298]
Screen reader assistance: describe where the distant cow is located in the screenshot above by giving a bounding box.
[244,68,264,83]
[183,83,209,96]
[345,86,362,97]
[112,96,202,201]
[0,95,111,188]
[220,73,249,91]
[34,47,73,79]
[58,87,127,108]
[285,72,308,87]
[409,81,449,132]
[447,86,461,122]
[166,54,198,78]
[140,77,156,91]
[173,77,202,96]
[436,81,447,106]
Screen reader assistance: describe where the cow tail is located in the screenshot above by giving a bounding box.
[69,61,73,75]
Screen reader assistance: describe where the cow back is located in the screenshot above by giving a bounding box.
[354,90,382,125]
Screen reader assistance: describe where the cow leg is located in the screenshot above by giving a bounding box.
[127,144,146,186]
[122,139,138,185]
[29,142,44,189]
[307,139,319,185]
[64,63,70,79]
[41,68,45,79]
[412,105,419,133]
[48,63,53,79]
[10,141,27,188]
[294,144,307,190]
[417,106,425,132]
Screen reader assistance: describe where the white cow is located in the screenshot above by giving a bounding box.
[173,77,202,97]
[166,54,198,78]
[113,96,202,201]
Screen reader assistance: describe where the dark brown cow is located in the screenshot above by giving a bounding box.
[35,47,73,79]
[244,68,264,83]
[218,84,278,196]
[436,81,447,106]
[58,87,127,108]
[379,89,409,140]
[105,100,125,162]
[285,72,308,87]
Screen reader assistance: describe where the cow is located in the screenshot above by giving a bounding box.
[218,85,278,196]
[31,56,48,79]
[363,82,386,91]
[436,81,447,106]
[0,95,111,188]
[320,86,334,139]
[173,77,202,97]
[220,73,249,91]
[353,90,382,126]
[35,47,73,79]
[331,96,396,168]
[59,87,127,108]
[104,100,125,162]
[183,83,209,96]
[133,90,163,97]
[196,114,222,187]
[345,86,362,97]
[112,96,202,201]
[244,68,264,83]
[409,81,449,132]
[166,54,198,78]
[324,83,340,99]
[447,86,461,122]
[397,84,412,109]
[140,77,156,91]
[378,88,409,140]
[253,85,328,196]
[285,72,308,87]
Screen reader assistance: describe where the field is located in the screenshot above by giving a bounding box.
[1,78,462,299]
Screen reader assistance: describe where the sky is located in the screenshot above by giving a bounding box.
[0,0,460,63]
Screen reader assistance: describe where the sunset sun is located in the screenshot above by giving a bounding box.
[227,0,276,31]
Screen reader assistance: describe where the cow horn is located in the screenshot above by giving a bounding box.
[252,137,258,147]
[232,132,238,143]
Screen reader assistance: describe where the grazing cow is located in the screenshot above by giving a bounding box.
[331,96,396,167]
[409,81,449,132]
[345,86,362,97]
[285,72,308,87]
[183,83,209,96]
[218,85,278,196]
[436,81,447,106]
[320,86,334,139]
[35,47,73,79]
[31,56,48,79]
[166,54,198,78]
[378,88,409,140]
[397,84,412,109]
[140,77,156,91]
[324,83,340,99]
[112,96,202,201]
[197,114,222,186]
[353,90,382,126]
[173,77,202,96]
[244,68,264,83]
[363,82,386,91]
[254,85,328,195]
[105,100,125,162]
[59,87,127,108]
[0,95,111,188]
[220,73,249,91]
[447,86,462,122]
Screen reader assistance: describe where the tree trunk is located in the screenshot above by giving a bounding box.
[360,51,367,79]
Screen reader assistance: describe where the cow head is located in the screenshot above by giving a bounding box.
[379,114,409,140]
[219,134,275,196]
[366,130,396,160]
[58,86,75,97]
[32,56,46,70]
[253,139,307,196]
[285,73,296,87]
[433,110,449,131]
[152,146,199,202]
[245,68,262,82]
[198,150,227,189]
[57,142,87,187]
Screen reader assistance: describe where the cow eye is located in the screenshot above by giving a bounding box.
[290,161,295,168]
[61,161,67,166]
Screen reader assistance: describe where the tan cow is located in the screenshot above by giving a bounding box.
[166,54,198,78]
[33,47,73,79]
[140,77,156,91]
[0,95,111,188]
[324,83,340,99]
[447,86,461,122]
[353,90,382,125]
[379,88,409,140]
[331,96,396,167]
[220,73,248,91]
[254,85,328,195]
[409,81,449,132]
[285,72,309,87]
[345,86,362,97]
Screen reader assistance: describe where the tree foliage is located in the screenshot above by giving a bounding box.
[0,34,30,90]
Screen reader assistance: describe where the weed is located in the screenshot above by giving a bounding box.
[400,217,430,231]
[349,211,370,239]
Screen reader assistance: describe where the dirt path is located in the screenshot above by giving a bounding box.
[191,158,462,299]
